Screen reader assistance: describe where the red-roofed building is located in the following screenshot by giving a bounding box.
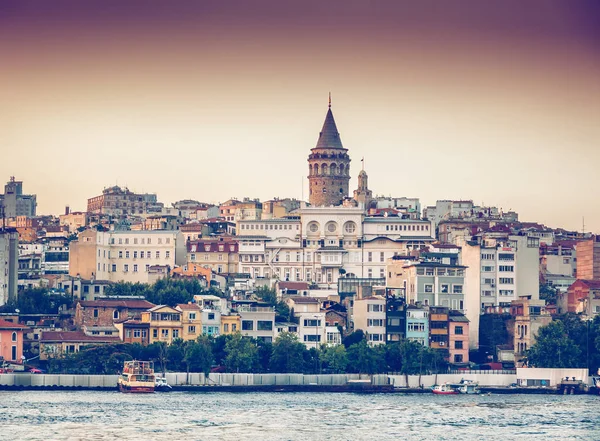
[562,279,600,317]
[0,319,29,364]
[39,331,121,360]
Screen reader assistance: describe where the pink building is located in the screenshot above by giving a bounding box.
[448,311,469,366]
[0,318,29,364]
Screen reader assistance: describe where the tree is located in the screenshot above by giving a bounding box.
[343,330,365,348]
[346,340,385,374]
[184,336,213,376]
[270,332,306,373]
[224,333,259,373]
[322,345,348,373]
[255,286,277,304]
[527,321,582,368]
[539,284,558,305]
[385,342,403,372]
[166,339,186,371]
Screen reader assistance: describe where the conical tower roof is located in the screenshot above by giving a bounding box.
[314,108,344,150]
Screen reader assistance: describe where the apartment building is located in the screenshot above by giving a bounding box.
[0,229,19,306]
[353,292,386,346]
[69,229,186,283]
[187,237,239,274]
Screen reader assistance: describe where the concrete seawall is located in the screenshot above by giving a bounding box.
[0,369,591,393]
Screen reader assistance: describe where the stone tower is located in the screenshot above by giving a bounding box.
[353,169,372,208]
[308,101,351,206]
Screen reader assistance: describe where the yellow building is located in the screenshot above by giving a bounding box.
[141,305,183,344]
[176,303,202,341]
[221,314,241,335]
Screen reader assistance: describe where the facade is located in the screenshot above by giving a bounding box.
[307,103,351,207]
[86,185,163,216]
[59,210,88,233]
[0,229,19,306]
[0,318,28,363]
[388,261,466,310]
[459,233,540,350]
[576,237,600,280]
[405,305,429,346]
[114,318,150,345]
[187,237,239,274]
[512,298,552,366]
[221,314,241,335]
[69,229,186,284]
[176,303,202,341]
[562,279,600,318]
[386,293,406,343]
[141,305,183,345]
[353,293,386,346]
[39,331,120,360]
[237,305,276,343]
[286,297,325,349]
[429,307,450,357]
[448,311,469,366]
[0,177,36,218]
[74,299,155,328]
[201,309,221,337]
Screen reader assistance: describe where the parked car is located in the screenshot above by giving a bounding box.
[29,368,45,374]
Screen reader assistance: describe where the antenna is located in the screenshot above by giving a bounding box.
[301,175,304,202]
[328,92,331,108]
[583,216,585,235]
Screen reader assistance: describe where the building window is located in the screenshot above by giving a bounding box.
[153,329,158,338]
[11,332,17,342]
[367,252,372,262]
[156,251,160,259]
[454,326,463,335]
[173,329,179,339]
[452,285,463,294]
[93,309,99,318]
[208,313,215,320]
[499,265,514,272]
[257,321,273,331]
[454,354,463,363]
[112,264,117,272]
[133,329,141,338]
[125,251,130,259]
[161,329,169,338]
[424,284,434,293]
[126,330,132,338]
[189,326,196,334]
[367,304,383,312]
[441,284,449,293]
[380,252,384,262]
[455,340,463,349]
[242,320,254,331]
[367,319,384,327]
[499,278,514,284]
[303,319,321,327]
[133,264,138,272]
[118,251,123,259]
[223,324,229,332]
[113,310,119,320]
[304,335,321,342]
[124,264,129,272]
[189,312,196,320]
[166,251,170,259]
[133,251,138,259]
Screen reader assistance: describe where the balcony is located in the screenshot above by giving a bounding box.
[430,328,448,335]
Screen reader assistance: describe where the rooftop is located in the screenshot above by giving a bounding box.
[78,300,155,309]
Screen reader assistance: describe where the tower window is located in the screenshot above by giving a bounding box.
[323,188,327,193]
[339,188,343,193]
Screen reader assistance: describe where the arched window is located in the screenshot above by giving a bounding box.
[314,164,319,175]
[12,332,17,342]
[322,163,328,175]
[330,163,337,175]
[308,164,313,175]
[339,164,345,175]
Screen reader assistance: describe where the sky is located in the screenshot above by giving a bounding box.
[1,1,600,232]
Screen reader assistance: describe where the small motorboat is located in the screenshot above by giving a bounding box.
[432,383,459,395]
[155,376,172,392]
[457,379,481,395]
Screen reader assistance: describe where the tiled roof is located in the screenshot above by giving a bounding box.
[41,331,121,343]
[0,319,29,330]
[176,303,201,311]
[287,296,320,304]
[278,282,309,291]
[78,300,155,309]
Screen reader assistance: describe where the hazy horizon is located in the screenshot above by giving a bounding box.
[2,1,599,232]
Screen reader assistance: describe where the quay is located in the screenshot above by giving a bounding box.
[0,368,596,394]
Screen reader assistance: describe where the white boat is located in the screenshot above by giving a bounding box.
[457,379,481,394]
[155,376,172,392]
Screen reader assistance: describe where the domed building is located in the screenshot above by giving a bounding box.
[307,101,351,206]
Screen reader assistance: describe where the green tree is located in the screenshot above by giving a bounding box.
[270,332,306,373]
[166,338,186,371]
[224,333,259,373]
[255,286,277,304]
[527,321,582,368]
[346,340,385,374]
[385,342,403,372]
[184,336,214,376]
[322,345,348,373]
[539,283,558,305]
[343,330,365,348]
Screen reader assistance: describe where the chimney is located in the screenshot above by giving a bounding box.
[65,206,70,215]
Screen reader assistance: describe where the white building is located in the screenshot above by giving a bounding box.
[69,229,186,284]
[459,233,540,350]
[285,297,326,349]
[0,229,18,306]
[372,196,421,218]
[353,293,386,346]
